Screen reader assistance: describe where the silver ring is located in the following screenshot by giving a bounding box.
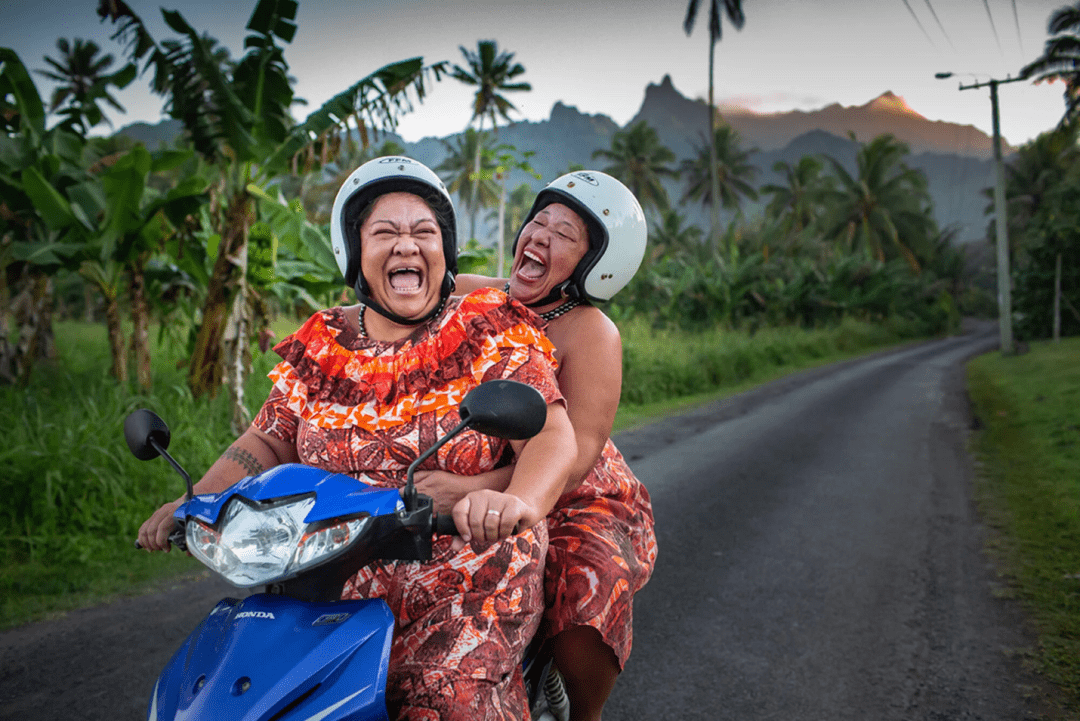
[486,509,501,517]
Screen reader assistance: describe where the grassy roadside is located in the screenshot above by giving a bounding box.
[613,315,933,431]
[966,337,1080,710]
[0,315,948,630]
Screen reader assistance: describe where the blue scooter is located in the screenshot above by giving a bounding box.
[126,379,570,721]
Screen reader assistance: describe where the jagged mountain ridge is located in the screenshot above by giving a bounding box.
[629,75,1005,160]
[117,76,997,243]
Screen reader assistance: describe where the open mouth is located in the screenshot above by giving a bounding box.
[516,249,547,281]
[388,267,423,293]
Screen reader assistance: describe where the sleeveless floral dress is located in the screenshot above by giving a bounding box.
[543,439,657,669]
[253,288,563,721]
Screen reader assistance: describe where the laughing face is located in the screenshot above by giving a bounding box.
[359,191,446,322]
[508,202,589,308]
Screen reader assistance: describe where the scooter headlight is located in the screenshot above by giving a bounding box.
[187,495,372,587]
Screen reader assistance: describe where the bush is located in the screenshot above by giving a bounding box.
[618,315,926,406]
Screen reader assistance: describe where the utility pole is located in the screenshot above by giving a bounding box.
[936,72,1024,354]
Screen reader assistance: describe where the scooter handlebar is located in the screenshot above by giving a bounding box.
[433,512,460,536]
[134,525,186,551]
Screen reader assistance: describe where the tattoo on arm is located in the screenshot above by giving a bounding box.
[222,446,264,477]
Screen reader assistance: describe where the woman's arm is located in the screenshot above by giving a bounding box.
[136,427,299,552]
[430,306,622,500]
[553,307,622,491]
[451,402,576,546]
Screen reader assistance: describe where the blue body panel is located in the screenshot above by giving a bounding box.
[149,594,394,721]
[175,464,404,526]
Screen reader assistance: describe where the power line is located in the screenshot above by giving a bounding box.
[900,0,938,49]
[922,0,956,50]
[1011,0,1024,56]
[979,0,1004,54]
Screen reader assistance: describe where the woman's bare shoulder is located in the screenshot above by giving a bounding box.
[554,304,621,349]
[454,274,505,296]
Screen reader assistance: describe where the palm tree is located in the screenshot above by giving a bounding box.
[818,134,934,272]
[761,156,829,234]
[452,40,531,240]
[436,128,500,240]
[993,121,1080,339]
[680,123,758,215]
[995,121,1080,263]
[36,38,134,133]
[1021,2,1080,123]
[683,0,746,250]
[592,121,678,215]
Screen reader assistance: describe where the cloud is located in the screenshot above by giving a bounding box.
[715,92,830,114]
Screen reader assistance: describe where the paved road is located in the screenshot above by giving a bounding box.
[606,325,1062,720]
[0,324,1063,719]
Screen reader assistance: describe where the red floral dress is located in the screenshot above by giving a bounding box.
[253,288,563,721]
[543,440,657,670]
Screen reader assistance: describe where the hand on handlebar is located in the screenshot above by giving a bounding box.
[449,489,536,552]
[137,498,184,552]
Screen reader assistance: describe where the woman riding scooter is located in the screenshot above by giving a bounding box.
[139,156,577,720]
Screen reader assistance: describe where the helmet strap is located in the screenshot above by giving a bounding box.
[353,271,454,328]
[520,280,577,309]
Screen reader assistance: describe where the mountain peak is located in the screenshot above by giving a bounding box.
[864,91,923,118]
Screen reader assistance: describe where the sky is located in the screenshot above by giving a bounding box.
[1,0,1072,149]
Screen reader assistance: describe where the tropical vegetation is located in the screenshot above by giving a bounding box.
[1021,1,1080,124]
[998,121,1080,341]
[450,40,530,241]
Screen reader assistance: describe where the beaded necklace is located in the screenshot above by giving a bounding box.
[357,304,368,338]
[503,283,581,322]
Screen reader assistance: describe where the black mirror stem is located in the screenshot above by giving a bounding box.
[150,438,194,503]
[402,417,470,512]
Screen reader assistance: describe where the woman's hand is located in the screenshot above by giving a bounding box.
[414,470,469,514]
[137,498,184,552]
[415,466,514,515]
[450,489,540,552]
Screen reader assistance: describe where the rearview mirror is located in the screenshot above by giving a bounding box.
[459,380,547,439]
[124,409,171,461]
[401,380,549,512]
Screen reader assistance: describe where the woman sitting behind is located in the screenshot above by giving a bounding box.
[426,171,658,721]
[139,157,576,720]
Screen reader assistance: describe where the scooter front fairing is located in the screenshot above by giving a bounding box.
[149,593,395,721]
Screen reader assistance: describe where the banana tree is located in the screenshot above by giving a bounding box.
[101,0,448,411]
[0,49,92,383]
[74,144,207,389]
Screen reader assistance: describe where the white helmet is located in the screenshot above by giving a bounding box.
[330,156,457,323]
[514,170,647,304]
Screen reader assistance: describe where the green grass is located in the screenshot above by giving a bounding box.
[0,314,941,630]
[966,337,1080,710]
[0,318,298,630]
[613,315,926,429]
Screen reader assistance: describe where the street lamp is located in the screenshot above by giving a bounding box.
[936,71,1024,355]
